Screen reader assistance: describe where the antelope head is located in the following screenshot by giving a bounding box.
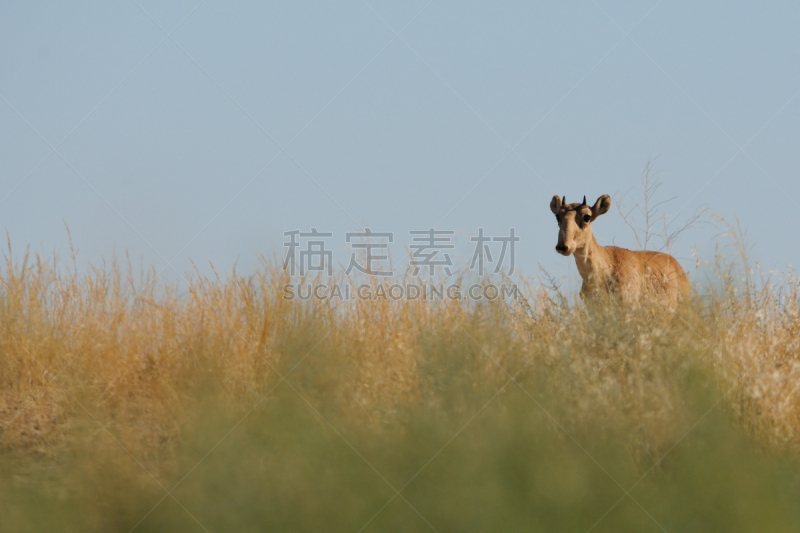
[549,194,611,256]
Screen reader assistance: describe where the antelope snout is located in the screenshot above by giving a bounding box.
[555,243,570,256]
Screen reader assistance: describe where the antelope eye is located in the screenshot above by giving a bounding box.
[583,214,591,223]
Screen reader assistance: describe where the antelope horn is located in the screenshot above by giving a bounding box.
[582,195,587,206]
[562,195,566,205]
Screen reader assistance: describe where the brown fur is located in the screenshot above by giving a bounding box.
[550,194,690,306]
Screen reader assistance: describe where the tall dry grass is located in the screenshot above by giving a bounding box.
[2,231,800,530]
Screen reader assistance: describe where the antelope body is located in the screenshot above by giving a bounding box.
[550,194,690,305]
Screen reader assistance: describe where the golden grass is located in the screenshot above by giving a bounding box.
[3,238,800,531]
[2,242,800,459]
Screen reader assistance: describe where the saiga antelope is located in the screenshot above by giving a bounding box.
[550,194,690,306]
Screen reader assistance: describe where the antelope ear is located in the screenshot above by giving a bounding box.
[591,194,611,219]
[550,195,562,214]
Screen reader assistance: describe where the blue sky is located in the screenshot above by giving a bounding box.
[2,0,799,293]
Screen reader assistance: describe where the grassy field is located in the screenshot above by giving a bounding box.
[3,240,800,532]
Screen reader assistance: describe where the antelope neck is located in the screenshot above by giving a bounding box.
[572,233,610,282]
